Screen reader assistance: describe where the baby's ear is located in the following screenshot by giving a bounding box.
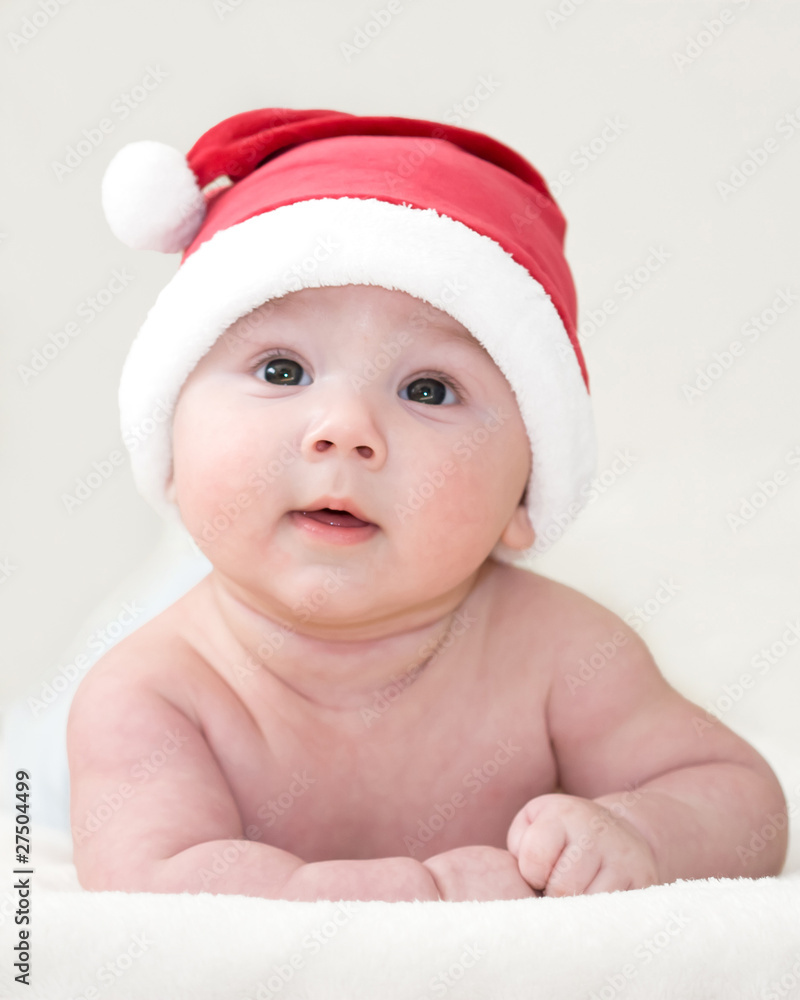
[499,499,535,552]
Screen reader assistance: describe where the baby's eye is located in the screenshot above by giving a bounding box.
[256,357,311,387]
[400,377,459,406]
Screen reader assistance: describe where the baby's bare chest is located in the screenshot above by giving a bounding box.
[198,665,558,863]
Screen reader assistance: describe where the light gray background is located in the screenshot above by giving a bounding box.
[1,0,798,801]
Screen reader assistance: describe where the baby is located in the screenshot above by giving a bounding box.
[68,108,787,903]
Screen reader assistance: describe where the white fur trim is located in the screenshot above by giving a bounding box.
[119,198,596,564]
[102,141,206,253]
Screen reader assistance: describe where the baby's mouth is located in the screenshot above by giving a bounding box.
[298,508,373,528]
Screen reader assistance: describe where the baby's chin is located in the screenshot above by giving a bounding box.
[207,545,484,640]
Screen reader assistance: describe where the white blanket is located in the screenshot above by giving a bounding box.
[1,817,800,1000]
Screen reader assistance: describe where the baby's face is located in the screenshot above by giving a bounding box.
[169,284,533,623]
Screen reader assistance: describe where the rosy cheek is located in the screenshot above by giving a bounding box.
[403,460,495,544]
[429,434,520,544]
[172,402,254,515]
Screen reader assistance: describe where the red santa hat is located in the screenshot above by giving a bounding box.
[102,108,596,563]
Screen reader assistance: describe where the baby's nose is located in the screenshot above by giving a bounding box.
[312,439,374,459]
[300,390,387,466]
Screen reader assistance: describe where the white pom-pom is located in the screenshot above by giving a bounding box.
[101,140,207,253]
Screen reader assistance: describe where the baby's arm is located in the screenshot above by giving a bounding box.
[509,595,788,896]
[67,661,438,902]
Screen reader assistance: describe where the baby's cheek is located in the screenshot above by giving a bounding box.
[402,462,505,572]
[172,433,256,543]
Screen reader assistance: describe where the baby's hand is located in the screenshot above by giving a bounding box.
[506,793,660,897]
[421,845,540,901]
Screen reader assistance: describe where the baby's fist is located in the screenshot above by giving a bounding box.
[422,845,539,902]
[506,793,659,897]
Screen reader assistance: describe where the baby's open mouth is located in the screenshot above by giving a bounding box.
[298,507,373,528]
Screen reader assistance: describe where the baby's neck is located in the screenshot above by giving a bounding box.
[195,562,494,723]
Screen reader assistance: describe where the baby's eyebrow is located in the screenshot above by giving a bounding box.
[224,307,488,358]
[438,326,489,354]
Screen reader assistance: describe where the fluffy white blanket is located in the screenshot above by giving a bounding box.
[1,819,800,1000]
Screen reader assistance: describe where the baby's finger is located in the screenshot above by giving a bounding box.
[506,798,546,857]
[544,843,603,897]
[582,863,632,896]
[515,816,568,892]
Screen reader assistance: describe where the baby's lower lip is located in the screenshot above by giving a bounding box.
[288,509,379,545]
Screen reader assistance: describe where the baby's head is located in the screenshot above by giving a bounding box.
[165,282,534,612]
[107,108,596,607]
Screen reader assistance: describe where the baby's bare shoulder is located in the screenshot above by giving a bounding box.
[69,597,214,730]
[512,569,766,798]
[66,600,252,889]
[487,560,615,640]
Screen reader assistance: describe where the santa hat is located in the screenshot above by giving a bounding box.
[102,108,596,564]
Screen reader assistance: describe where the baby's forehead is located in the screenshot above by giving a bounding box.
[229,284,490,355]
